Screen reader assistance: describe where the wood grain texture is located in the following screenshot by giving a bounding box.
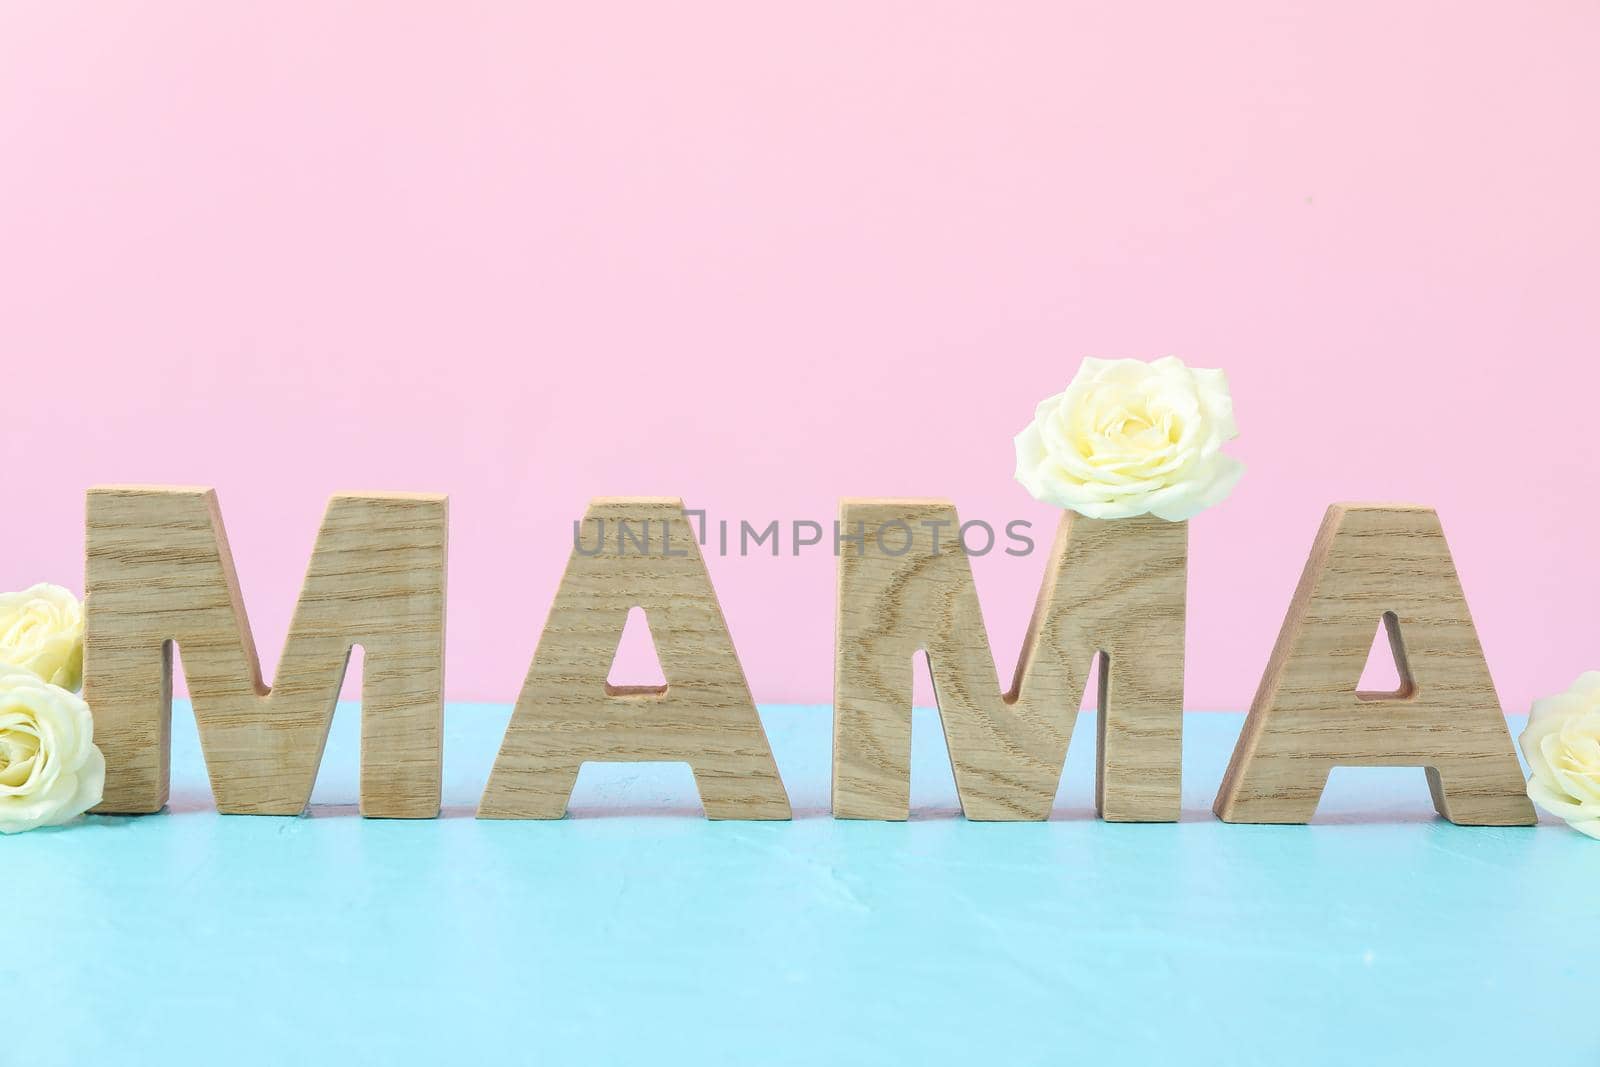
[478,498,790,820]
[833,500,1186,821]
[84,486,447,818]
[1213,504,1535,825]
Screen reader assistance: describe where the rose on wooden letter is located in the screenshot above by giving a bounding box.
[1014,356,1242,521]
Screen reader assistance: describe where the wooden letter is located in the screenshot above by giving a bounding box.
[833,500,1186,821]
[478,498,790,820]
[1213,504,1534,825]
[85,486,448,818]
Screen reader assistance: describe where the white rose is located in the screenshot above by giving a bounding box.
[1520,672,1600,840]
[0,664,105,833]
[1014,356,1244,521]
[0,582,85,690]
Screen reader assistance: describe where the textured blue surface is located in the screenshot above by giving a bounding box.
[6,703,1596,1066]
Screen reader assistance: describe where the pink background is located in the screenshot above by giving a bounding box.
[2,3,1597,711]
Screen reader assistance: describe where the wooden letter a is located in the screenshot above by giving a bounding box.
[479,498,790,820]
[1213,504,1534,825]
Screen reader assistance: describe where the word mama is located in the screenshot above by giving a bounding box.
[81,487,1534,827]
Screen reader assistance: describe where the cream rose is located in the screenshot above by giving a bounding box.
[1014,356,1243,521]
[1520,672,1600,840]
[0,582,85,690]
[0,664,105,833]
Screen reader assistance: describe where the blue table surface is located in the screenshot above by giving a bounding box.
[7,703,1596,1066]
